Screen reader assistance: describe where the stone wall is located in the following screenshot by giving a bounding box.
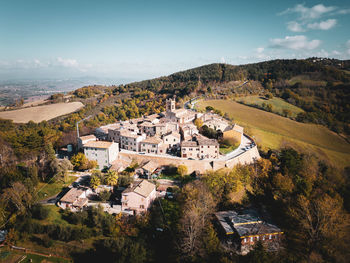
[119,145,260,174]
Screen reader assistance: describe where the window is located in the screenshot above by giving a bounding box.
[243,238,246,243]
[140,205,144,209]
[262,235,265,241]
[257,236,259,241]
[269,235,272,239]
[250,237,253,242]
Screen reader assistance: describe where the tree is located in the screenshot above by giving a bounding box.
[71,153,96,171]
[1,182,32,214]
[99,190,111,201]
[194,118,203,129]
[179,181,216,260]
[282,108,292,118]
[177,165,188,177]
[104,170,118,186]
[90,175,101,189]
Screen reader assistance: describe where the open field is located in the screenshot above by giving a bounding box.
[288,75,327,87]
[198,99,350,168]
[35,176,77,201]
[237,95,304,117]
[0,102,83,123]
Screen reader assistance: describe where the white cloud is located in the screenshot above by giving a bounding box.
[332,50,341,56]
[56,57,78,68]
[280,4,336,21]
[287,21,304,32]
[270,35,321,50]
[220,57,226,63]
[307,19,337,30]
[256,47,264,53]
[336,9,350,15]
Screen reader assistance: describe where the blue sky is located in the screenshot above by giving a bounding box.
[0,0,350,81]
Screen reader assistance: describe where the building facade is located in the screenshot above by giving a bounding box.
[83,141,119,169]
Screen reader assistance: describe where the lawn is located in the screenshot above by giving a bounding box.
[237,95,304,118]
[219,146,237,155]
[197,99,350,168]
[288,75,327,87]
[35,176,77,201]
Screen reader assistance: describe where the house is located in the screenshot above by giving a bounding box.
[223,124,244,144]
[215,210,283,254]
[110,157,132,172]
[121,180,157,213]
[140,136,166,154]
[203,118,229,131]
[119,130,146,152]
[83,141,119,169]
[180,123,199,140]
[78,134,96,150]
[135,160,159,178]
[162,131,181,150]
[139,121,156,136]
[181,138,219,159]
[58,187,90,211]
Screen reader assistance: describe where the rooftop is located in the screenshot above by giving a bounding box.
[120,130,139,138]
[181,141,198,147]
[79,134,96,141]
[142,136,163,144]
[83,140,114,149]
[215,210,282,238]
[60,188,85,203]
[141,160,159,172]
[123,179,155,198]
[198,139,219,146]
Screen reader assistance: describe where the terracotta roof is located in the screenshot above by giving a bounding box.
[139,121,155,127]
[110,158,132,171]
[142,136,163,144]
[60,188,85,203]
[141,160,159,172]
[73,197,88,207]
[163,131,181,139]
[79,134,96,141]
[198,139,219,146]
[181,141,198,147]
[123,180,155,198]
[83,140,114,148]
[120,130,139,138]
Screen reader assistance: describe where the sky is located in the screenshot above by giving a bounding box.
[0,0,350,81]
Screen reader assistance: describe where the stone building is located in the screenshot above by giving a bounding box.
[83,141,119,169]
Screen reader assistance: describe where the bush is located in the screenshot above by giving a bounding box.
[32,204,50,220]
[99,190,111,201]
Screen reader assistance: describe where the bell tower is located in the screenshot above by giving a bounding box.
[166,97,176,113]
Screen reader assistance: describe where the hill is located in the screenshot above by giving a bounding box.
[198,99,350,168]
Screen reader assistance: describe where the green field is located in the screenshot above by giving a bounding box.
[237,95,304,117]
[288,75,327,87]
[35,176,77,201]
[198,99,350,168]
[0,247,70,263]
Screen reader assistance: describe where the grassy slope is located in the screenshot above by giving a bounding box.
[198,100,350,168]
[35,176,77,201]
[236,95,304,117]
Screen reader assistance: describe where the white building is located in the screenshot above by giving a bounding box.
[83,141,119,169]
[162,131,181,150]
[119,130,146,152]
[78,134,96,150]
[140,136,166,154]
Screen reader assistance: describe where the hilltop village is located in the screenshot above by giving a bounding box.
[78,97,260,173]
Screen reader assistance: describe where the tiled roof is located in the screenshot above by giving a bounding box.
[142,136,163,144]
[84,140,114,148]
[79,134,96,141]
[141,160,159,172]
[120,130,139,138]
[197,139,219,146]
[181,141,198,147]
[123,180,155,198]
[60,188,85,203]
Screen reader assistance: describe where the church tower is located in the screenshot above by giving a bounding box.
[166,97,176,113]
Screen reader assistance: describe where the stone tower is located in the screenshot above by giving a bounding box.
[166,97,176,113]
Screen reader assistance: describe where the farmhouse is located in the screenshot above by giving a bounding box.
[83,141,119,169]
[58,187,90,211]
[215,210,283,254]
[121,180,157,214]
[181,138,219,159]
